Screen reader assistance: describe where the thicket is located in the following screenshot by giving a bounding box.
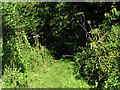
[1,2,120,88]
[74,5,120,88]
[2,2,54,88]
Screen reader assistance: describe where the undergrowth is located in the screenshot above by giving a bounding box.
[2,31,53,88]
[74,6,120,89]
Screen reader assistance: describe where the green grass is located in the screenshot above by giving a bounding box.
[2,45,91,88]
[27,60,91,88]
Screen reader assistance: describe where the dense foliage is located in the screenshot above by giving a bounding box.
[1,2,120,88]
[74,7,120,88]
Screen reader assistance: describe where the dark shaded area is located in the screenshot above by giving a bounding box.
[36,2,114,59]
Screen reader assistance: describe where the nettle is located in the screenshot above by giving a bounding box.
[74,5,120,88]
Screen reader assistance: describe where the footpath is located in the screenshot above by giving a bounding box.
[28,60,91,88]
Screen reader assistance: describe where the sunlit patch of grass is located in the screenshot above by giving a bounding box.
[28,60,91,88]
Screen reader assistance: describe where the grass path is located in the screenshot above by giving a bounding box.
[27,60,91,88]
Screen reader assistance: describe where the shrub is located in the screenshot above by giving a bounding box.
[3,67,28,88]
[2,2,54,88]
[74,6,120,88]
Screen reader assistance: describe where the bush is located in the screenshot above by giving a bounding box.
[74,6,120,88]
[3,67,28,88]
[2,2,54,87]
[74,22,120,88]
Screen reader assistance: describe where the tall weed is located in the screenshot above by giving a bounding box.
[74,6,120,88]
